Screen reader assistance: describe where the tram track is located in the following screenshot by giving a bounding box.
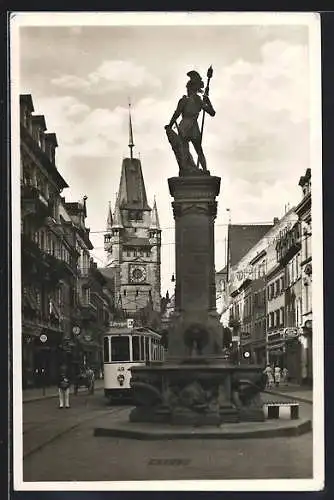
[23,406,130,459]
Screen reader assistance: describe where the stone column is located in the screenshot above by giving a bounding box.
[167,175,223,361]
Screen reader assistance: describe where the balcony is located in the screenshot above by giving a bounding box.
[78,295,97,320]
[22,316,64,335]
[21,234,77,281]
[276,226,301,265]
[21,183,50,221]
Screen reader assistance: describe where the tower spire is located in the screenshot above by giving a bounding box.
[106,200,113,230]
[128,99,135,159]
[150,195,160,230]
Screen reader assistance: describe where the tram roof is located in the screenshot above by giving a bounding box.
[105,326,161,338]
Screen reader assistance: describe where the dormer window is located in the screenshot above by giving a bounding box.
[39,131,45,151]
[23,110,29,128]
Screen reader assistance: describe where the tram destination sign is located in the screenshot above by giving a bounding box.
[109,320,134,329]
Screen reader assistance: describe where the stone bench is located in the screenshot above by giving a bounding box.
[264,401,299,420]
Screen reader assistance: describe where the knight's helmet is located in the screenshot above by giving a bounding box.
[186,70,204,93]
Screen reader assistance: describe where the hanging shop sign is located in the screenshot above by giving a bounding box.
[284,328,299,339]
[72,326,81,336]
[39,333,48,343]
[127,318,134,329]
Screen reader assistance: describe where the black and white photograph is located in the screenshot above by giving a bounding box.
[11,11,324,491]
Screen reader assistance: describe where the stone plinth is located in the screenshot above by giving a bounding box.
[167,175,222,360]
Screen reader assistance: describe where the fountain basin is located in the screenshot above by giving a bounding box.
[129,362,266,425]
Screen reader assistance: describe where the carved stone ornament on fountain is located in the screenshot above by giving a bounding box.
[129,365,266,425]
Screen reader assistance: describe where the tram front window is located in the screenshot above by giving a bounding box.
[110,336,130,362]
[103,337,110,363]
[132,336,140,361]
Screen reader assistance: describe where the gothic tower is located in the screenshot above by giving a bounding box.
[104,103,161,316]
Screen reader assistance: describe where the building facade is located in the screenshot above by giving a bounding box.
[20,94,76,388]
[295,168,312,384]
[20,94,114,388]
[227,212,298,366]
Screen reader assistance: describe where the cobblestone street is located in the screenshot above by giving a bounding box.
[22,390,313,482]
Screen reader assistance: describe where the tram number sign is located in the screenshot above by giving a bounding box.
[127,319,134,329]
[40,334,48,343]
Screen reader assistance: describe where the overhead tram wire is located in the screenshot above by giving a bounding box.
[89,233,312,251]
[89,221,283,234]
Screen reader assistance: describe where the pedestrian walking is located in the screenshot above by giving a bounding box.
[274,365,281,387]
[58,365,71,409]
[282,367,289,385]
[263,365,274,388]
[86,366,95,394]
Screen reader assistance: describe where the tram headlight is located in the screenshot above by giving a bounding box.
[117,373,125,386]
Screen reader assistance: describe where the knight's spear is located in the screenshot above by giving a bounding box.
[197,65,213,168]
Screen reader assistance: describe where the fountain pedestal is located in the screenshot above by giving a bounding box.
[130,175,265,425]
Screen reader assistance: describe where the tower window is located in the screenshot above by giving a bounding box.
[123,290,127,296]
[129,210,143,221]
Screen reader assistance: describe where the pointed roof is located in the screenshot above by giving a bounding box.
[112,193,124,228]
[106,201,113,230]
[150,196,160,230]
[128,101,135,159]
[228,224,273,267]
[117,158,151,211]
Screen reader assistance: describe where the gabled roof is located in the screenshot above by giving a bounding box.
[117,158,151,211]
[228,224,273,267]
[99,267,117,281]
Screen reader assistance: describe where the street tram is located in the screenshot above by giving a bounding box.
[103,321,165,402]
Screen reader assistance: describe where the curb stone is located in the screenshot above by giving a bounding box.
[263,389,313,405]
[23,386,104,404]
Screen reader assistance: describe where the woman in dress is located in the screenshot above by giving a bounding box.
[274,365,281,387]
[263,364,274,388]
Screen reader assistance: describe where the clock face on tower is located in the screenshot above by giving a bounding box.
[129,265,147,283]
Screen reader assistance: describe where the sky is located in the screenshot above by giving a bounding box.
[18,16,314,297]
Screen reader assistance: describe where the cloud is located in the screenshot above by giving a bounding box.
[51,60,161,94]
[24,29,312,296]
